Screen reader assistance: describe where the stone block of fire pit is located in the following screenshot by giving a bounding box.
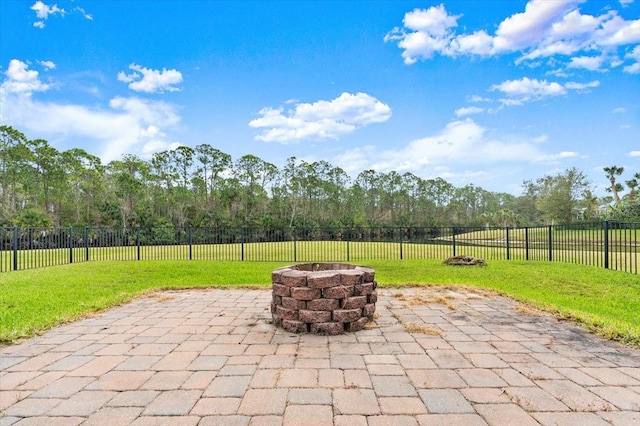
[271,263,377,335]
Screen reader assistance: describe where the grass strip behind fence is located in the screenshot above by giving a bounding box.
[1,259,639,348]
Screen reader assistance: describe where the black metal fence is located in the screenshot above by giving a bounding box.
[1,221,638,274]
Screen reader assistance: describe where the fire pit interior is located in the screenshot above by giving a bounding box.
[271,263,377,335]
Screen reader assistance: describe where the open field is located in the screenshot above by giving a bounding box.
[1,259,639,348]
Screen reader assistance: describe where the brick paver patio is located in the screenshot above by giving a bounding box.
[1,287,639,425]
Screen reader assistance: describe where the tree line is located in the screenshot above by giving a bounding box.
[1,125,638,229]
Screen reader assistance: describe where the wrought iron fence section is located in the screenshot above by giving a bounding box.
[1,221,638,274]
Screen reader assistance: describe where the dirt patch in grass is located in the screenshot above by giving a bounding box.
[513,304,547,317]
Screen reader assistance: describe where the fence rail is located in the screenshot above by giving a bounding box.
[1,221,638,274]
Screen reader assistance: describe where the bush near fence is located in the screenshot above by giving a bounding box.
[1,221,638,274]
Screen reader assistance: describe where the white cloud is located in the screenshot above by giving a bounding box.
[386,0,640,74]
[612,107,627,113]
[491,77,566,101]
[38,60,56,70]
[74,7,93,20]
[620,0,634,6]
[568,55,604,71]
[117,63,183,93]
[1,59,51,95]
[447,31,494,56]
[31,1,64,19]
[334,118,549,176]
[1,60,181,162]
[532,134,548,143]
[140,125,163,138]
[490,77,600,105]
[402,5,459,36]
[454,106,484,117]
[249,92,392,143]
[564,80,600,91]
[384,5,460,64]
[623,45,640,73]
[534,151,579,164]
[30,1,65,28]
[141,140,182,158]
[492,0,582,53]
[546,68,571,77]
[628,150,640,157]
[467,95,492,103]
[30,1,92,28]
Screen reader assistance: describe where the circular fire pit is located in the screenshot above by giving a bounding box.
[271,263,377,335]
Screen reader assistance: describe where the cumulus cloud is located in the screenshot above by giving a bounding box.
[117,63,183,93]
[30,1,92,28]
[386,0,640,73]
[568,55,604,71]
[628,150,640,157]
[1,59,51,95]
[491,77,566,103]
[1,60,181,162]
[31,1,64,27]
[249,92,392,143]
[384,4,460,64]
[492,0,581,53]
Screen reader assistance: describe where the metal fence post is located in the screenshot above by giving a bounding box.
[451,227,456,257]
[346,228,350,262]
[604,220,609,269]
[241,227,245,261]
[525,227,529,261]
[136,228,141,261]
[548,225,553,262]
[12,226,18,271]
[506,227,510,260]
[399,228,403,260]
[84,227,90,261]
[293,227,297,262]
[69,227,73,264]
[188,226,193,260]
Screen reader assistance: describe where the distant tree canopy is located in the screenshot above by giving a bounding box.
[0,125,637,228]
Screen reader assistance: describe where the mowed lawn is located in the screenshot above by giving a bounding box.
[1,259,639,348]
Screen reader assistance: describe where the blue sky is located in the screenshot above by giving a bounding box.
[1,0,638,196]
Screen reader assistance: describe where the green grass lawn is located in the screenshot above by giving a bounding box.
[1,259,639,347]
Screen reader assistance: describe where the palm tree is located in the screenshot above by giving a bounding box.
[625,172,639,200]
[603,166,625,204]
[581,190,601,220]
